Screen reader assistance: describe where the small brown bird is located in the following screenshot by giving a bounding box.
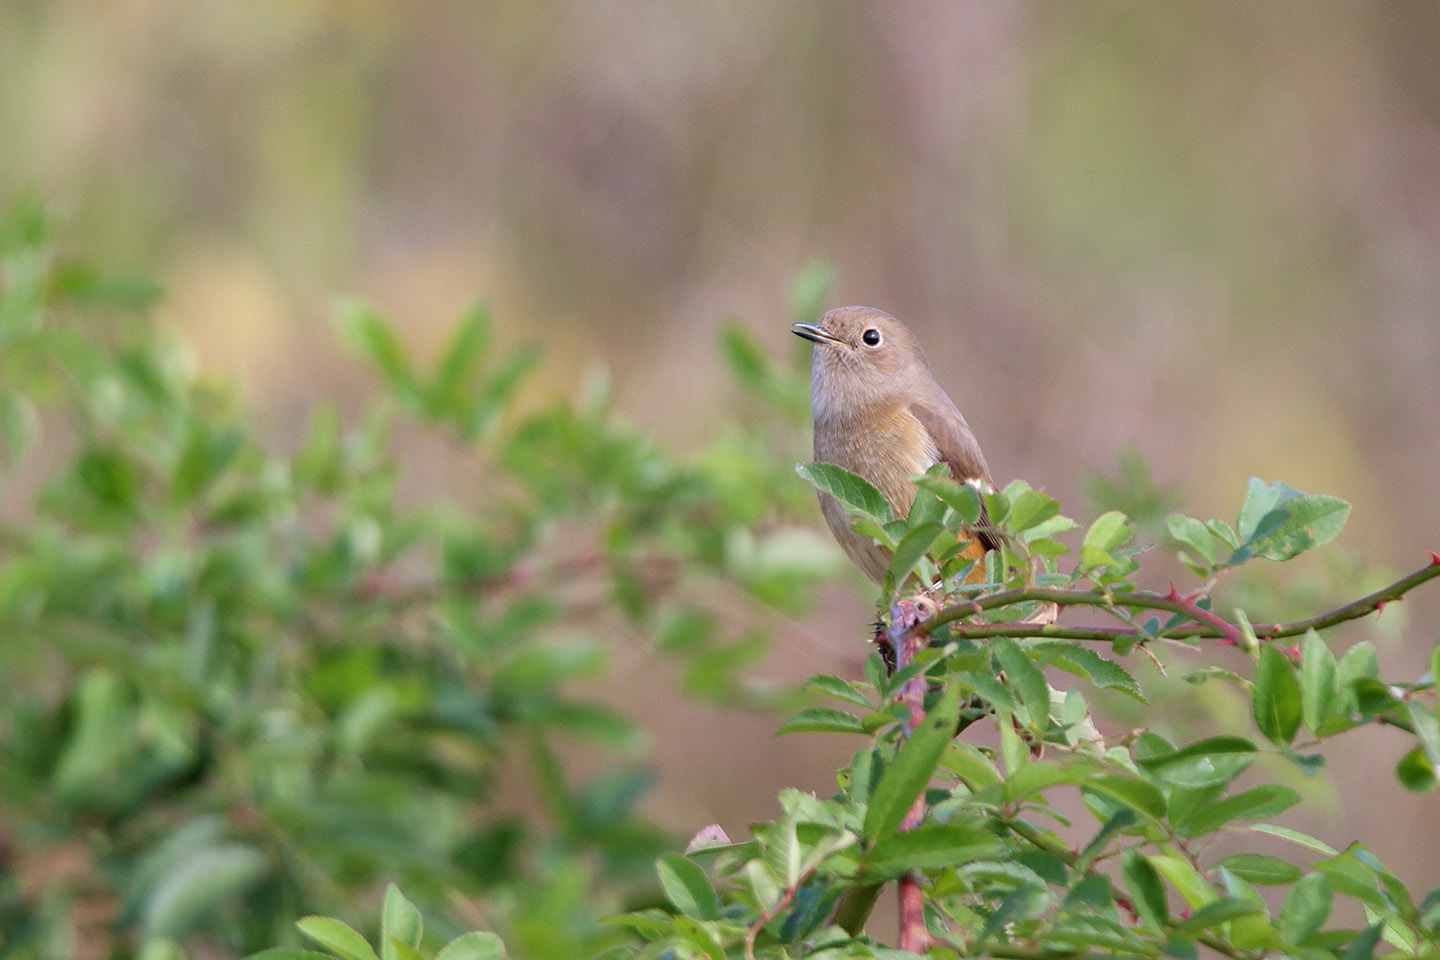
[793,306,997,585]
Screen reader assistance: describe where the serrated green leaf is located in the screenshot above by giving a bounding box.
[1032,643,1145,703]
[795,461,894,524]
[991,637,1050,734]
[1254,645,1302,745]
[885,521,944,590]
[911,474,983,524]
[655,852,718,921]
[804,675,873,709]
[863,683,960,840]
[777,708,866,736]
[297,917,379,960]
[1083,510,1135,555]
[1008,489,1060,535]
[1236,478,1350,561]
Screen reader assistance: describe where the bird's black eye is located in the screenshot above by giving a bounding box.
[862,328,881,347]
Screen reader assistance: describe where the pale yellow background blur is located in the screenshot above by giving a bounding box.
[5,0,1438,893]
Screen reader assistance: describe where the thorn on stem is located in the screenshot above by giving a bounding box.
[1429,550,1440,566]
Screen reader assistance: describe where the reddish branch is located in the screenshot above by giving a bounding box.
[889,600,935,954]
[913,557,1440,647]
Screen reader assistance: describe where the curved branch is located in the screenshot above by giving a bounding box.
[921,557,1440,646]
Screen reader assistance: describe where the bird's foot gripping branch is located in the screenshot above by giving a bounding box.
[613,468,1440,959]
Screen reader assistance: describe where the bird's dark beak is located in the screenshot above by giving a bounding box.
[791,322,846,346]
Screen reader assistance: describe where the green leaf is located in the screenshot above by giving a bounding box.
[1175,785,1301,837]
[1167,514,1216,567]
[245,952,338,960]
[1135,735,1256,789]
[1236,478,1350,561]
[1178,898,1265,933]
[336,302,420,405]
[885,521,943,590]
[1008,489,1061,535]
[1396,744,1437,792]
[1149,854,1215,909]
[795,461,894,524]
[863,682,961,840]
[380,885,422,960]
[1279,873,1332,945]
[430,304,492,410]
[655,852,718,920]
[911,474,982,524]
[1254,645,1303,745]
[1342,924,1384,960]
[1084,775,1167,822]
[861,824,1001,879]
[1300,629,1338,734]
[1245,824,1338,857]
[804,675,873,709]
[1407,699,1440,769]
[434,932,506,960]
[991,637,1050,734]
[1121,850,1169,931]
[1082,509,1134,561]
[1032,643,1145,702]
[777,708,866,736]
[1218,854,1302,885]
[1074,808,1136,873]
[296,917,379,960]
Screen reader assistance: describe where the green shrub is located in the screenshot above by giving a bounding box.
[0,200,837,959]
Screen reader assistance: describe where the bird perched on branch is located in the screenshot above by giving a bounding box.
[793,305,997,586]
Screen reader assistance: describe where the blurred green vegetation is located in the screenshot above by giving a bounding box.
[0,201,843,959]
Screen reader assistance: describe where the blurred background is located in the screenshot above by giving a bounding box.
[4,0,1439,929]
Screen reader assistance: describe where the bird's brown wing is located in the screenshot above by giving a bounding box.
[909,400,1001,554]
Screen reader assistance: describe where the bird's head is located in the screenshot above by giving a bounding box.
[792,306,933,419]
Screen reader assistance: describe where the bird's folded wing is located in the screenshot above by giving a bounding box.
[909,400,1000,554]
